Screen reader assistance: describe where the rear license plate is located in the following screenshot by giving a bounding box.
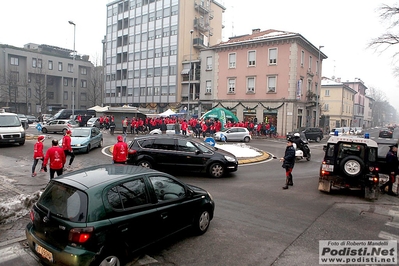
[36,244,53,262]
[322,164,334,171]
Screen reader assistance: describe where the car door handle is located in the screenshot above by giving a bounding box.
[160,212,168,220]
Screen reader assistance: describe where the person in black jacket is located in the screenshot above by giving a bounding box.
[280,138,296,189]
[381,143,398,196]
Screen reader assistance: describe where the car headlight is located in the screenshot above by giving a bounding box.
[76,144,81,147]
[224,155,237,162]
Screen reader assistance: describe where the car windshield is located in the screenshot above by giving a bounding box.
[37,182,88,223]
[0,115,22,127]
[71,128,90,137]
[194,139,216,152]
[88,118,97,122]
[68,120,77,125]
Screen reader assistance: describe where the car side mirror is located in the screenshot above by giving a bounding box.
[323,145,327,152]
[195,150,201,155]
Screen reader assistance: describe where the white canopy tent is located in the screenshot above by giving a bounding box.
[159,109,176,117]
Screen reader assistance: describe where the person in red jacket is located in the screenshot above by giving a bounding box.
[31,135,45,177]
[113,135,128,164]
[181,119,188,135]
[62,130,75,169]
[43,139,66,180]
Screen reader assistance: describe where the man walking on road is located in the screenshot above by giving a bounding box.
[31,135,45,177]
[280,138,296,189]
[62,130,75,169]
[381,143,398,196]
[43,139,66,180]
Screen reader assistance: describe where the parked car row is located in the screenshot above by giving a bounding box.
[286,127,324,142]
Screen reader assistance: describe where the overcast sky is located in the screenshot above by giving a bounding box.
[1,0,398,108]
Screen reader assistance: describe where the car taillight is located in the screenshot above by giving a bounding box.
[69,227,94,244]
[372,177,379,183]
[128,149,137,155]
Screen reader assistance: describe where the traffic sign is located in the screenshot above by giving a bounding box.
[204,137,216,146]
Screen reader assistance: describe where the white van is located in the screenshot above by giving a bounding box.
[0,110,26,145]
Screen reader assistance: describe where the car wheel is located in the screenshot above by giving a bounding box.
[244,136,250,142]
[192,209,211,235]
[316,136,321,142]
[62,128,67,135]
[42,128,48,134]
[208,162,224,178]
[98,139,103,148]
[95,254,122,266]
[137,160,152,168]
[19,140,25,146]
[340,156,365,178]
[86,144,91,154]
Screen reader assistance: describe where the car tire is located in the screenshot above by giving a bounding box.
[192,209,211,235]
[62,128,67,135]
[137,159,152,169]
[244,136,250,142]
[340,156,365,178]
[316,136,321,142]
[42,128,48,134]
[208,162,224,178]
[19,140,25,146]
[94,253,122,266]
[86,144,91,154]
[98,139,103,148]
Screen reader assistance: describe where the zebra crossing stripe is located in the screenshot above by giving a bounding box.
[385,222,399,229]
[378,231,399,240]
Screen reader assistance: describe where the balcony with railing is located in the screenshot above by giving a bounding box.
[194,0,211,14]
[193,38,207,49]
[194,17,209,33]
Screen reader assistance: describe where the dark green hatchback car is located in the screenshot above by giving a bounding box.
[26,164,215,266]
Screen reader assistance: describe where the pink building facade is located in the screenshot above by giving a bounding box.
[200,29,327,134]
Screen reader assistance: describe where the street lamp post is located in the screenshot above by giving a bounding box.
[316,45,324,128]
[68,20,76,118]
[187,29,193,118]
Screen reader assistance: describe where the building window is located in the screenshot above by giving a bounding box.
[267,76,276,93]
[32,58,37,68]
[80,93,87,101]
[68,64,73,73]
[64,78,68,86]
[206,80,212,94]
[58,62,63,71]
[28,88,31,98]
[309,56,312,71]
[47,92,54,100]
[48,60,53,70]
[11,71,19,82]
[206,56,212,70]
[301,51,304,67]
[324,103,329,111]
[10,57,19,66]
[81,80,87,88]
[171,5,178,15]
[170,45,177,55]
[140,87,146,96]
[248,51,256,66]
[228,78,236,94]
[247,77,255,93]
[38,59,42,68]
[228,53,236,68]
[325,89,330,96]
[170,25,177,35]
[81,67,87,75]
[269,48,277,65]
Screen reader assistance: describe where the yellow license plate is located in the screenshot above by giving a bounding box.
[36,244,53,262]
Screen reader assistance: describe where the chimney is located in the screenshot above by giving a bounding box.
[252,28,261,34]
[335,78,341,83]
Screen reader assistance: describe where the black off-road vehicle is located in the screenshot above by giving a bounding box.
[318,136,380,200]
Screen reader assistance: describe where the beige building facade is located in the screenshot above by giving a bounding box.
[320,78,356,129]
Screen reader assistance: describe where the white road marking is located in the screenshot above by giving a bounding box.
[378,231,399,240]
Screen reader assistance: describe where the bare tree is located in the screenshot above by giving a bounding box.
[31,69,47,114]
[0,68,19,112]
[368,3,399,57]
[87,65,103,107]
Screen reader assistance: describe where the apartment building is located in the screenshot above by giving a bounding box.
[0,43,95,115]
[103,0,225,115]
[364,95,374,128]
[320,78,357,129]
[344,79,368,128]
[200,28,327,135]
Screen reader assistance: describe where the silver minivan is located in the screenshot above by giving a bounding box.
[0,110,26,145]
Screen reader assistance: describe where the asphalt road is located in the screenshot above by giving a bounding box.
[0,127,398,266]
